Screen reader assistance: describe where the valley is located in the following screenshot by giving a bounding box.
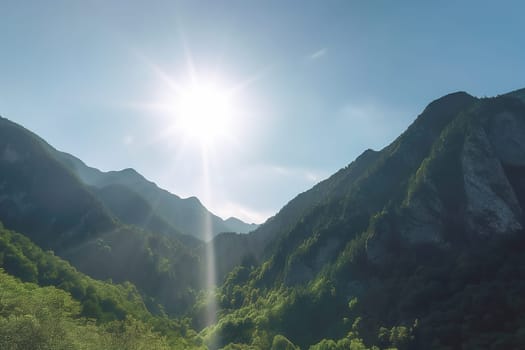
[1,89,525,349]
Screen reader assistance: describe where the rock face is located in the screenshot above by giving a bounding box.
[462,124,522,236]
[361,95,525,264]
[229,91,525,279]
[216,90,525,350]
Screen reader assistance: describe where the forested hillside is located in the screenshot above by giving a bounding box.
[198,92,525,349]
[0,117,203,315]
[0,222,204,349]
[2,89,525,349]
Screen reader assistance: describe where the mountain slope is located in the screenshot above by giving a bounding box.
[0,221,150,321]
[0,268,176,350]
[209,147,382,280]
[209,91,478,280]
[224,217,258,234]
[0,117,202,315]
[0,117,116,250]
[92,183,200,247]
[0,222,202,348]
[206,90,525,349]
[55,151,258,240]
[507,87,525,103]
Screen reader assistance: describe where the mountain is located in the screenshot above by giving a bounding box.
[210,90,524,277]
[54,151,258,240]
[507,87,525,103]
[203,90,525,349]
[208,147,384,281]
[90,183,201,247]
[3,87,525,349]
[0,221,150,321]
[0,116,201,314]
[0,117,116,250]
[0,222,201,348]
[224,217,259,234]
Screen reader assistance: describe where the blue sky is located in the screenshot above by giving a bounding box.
[1,1,524,223]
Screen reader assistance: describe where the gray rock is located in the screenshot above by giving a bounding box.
[461,124,522,236]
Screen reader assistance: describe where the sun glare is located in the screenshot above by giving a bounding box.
[146,63,260,151]
[173,79,237,146]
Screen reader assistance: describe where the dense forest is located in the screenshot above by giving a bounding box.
[1,88,525,349]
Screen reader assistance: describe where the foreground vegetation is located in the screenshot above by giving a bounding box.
[0,268,187,350]
[197,230,525,349]
[0,222,204,349]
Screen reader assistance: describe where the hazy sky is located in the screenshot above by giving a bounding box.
[1,1,524,223]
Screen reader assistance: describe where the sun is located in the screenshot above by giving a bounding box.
[173,78,237,146]
[146,65,253,150]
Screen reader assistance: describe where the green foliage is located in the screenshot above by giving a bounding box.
[0,268,176,350]
[271,334,299,350]
[388,326,411,349]
[0,223,206,349]
[63,225,201,315]
[0,223,149,322]
[308,331,380,350]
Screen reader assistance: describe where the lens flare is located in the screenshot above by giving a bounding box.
[175,81,235,144]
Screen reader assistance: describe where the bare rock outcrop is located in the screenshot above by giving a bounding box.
[462,123,522,236]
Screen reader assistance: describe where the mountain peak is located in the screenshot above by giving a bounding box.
[120,167,139,174]
[419,91,475,120]
[211,89,525,348]
[109,167,144,179]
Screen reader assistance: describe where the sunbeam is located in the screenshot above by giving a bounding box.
[126,47,271,335]
[199,144,218,328]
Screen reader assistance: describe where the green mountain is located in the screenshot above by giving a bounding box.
[2,88,525,349]
[0,117,116,250]
[0,222,202,349]
[54,151,258,240]
[91,183,200,247]
[0,116,201,315]
[203,91,525,349]
[209,144,382,281]
[0,221,150,321]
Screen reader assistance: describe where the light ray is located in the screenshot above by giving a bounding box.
[200,144,218,327]
[125,44,270,334]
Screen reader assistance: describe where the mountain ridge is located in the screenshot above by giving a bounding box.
[0,116,203,315]
[202,89,525,349]
[2,87,525,349]
[54,149,258,240]
[209,91,480,280]
[0,116,117,250]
